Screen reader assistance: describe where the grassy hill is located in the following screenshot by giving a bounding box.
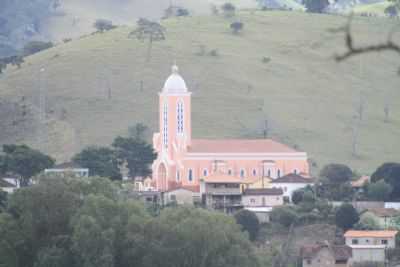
[0,10,399,174]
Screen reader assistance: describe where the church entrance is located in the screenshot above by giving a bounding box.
[157,163,167,190]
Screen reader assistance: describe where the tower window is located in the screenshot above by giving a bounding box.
[177,100,184,134]
[176,171,180,181]
[240,169,245,178]
[277,169,281,178]
[228,169,233,175]
[268,169,271,177]
[203,169,208,177]
[163,102,168,147]
[252,169,257,176]
[188,169,193,182]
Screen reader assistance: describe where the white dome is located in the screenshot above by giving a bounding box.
[163,65,188,93]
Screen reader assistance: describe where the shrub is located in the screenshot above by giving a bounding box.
[23,41,53,56]
[94,19,115,33]
[335,203,359,230]
[234,209,260,241]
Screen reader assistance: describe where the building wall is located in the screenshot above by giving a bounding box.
[270,183,312,201]
[345,237,396,248]
[242,194,283,207]
[163,189,199,205]
[351,248,385,262]
[302,248,340,267]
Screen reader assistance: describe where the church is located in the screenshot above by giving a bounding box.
[152,65,310,191]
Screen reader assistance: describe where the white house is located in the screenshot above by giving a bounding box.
[162,186,200,206]
[44,162,89,177]
[242,188,284,207]
[269,173,314,202]
[344,230,398,263]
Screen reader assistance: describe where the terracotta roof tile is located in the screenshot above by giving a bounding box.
[188,139,300,153]
[271,173,314,184]
[344,230,398,238]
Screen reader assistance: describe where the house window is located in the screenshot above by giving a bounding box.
[240,169,245,178]
[293,169,298,174]
[170,194,176,201]
[252,169,257,176]
[352,239,359,245]
[382,239,388,245]
[188,169,193,182]
[366,239,369,243]
[203,169,208,177]
[306,259,312,265]
[176,100,184,134]
[250,198,256,203]
[277,169,281,177]
[163,102,168,148]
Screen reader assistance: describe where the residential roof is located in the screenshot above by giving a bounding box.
[366,208,400,218]
[301,243,352,261]
[351,176,370,188]
[201,172,243,184]
[344,230,398,238]
[166,185,200,193]
[242,176,272,185]
[188,139,300,154]
[243,188,283,196]
[270,173,314,184]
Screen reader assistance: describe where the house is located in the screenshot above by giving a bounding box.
[0,177,20,194]
[244,207,273,223]
[200,172,243,214]
[44,162,89,177]
[242,188,283,207]
[361,208,400,229]
[242,176,272,191]
[344,230,398,262]
[300,242,352,267]
[152,65,310,192]
[162,186,200,206]
[134,177,157,192]
[270,173,314,202]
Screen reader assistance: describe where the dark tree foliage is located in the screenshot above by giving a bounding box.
[292,188,306,204]
[320,163,354,184]
[0,189,7,211]
[112,137,157,180]
[335,203,359,230]
[230,21,244,34]
[371,162,400,200]
[73,146,121,180]
[366,180,393,201]
[270,206,298,228]
[23,41,53,57]
[234,209,260,241]
[93,19,116,33]
[1,144,55,186]
[303,0,329,13]
[385,5,398,17]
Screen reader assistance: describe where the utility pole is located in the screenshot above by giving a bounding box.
[38,67,47,152]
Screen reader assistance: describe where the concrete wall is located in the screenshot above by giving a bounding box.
[351,248,385,262]
[164,189,198,205]
[345,237,396,248]
[242,194,283,207]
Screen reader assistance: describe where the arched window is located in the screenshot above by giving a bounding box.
[176,171,180,181]
[228,169,233,175]
[203,169,208,177]
[268,169,271,177]
[240,169,245,178]
[293,169,298,175]
[252,169,257,176]
[277,169,281,178]
[177,100,184,134]
[188,169,193,182]
[163,102,168,148]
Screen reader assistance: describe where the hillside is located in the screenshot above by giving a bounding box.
[0,10,399,174]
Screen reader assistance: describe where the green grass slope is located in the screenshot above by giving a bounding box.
[0,11,399,174]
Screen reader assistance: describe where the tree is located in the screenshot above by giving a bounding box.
[94,19,115,33]
[335,203,359,230]
[270,206,298,228]
[385,5,398,17]
[234,209,260,241]
[128,123,149,141]
[371,162,400,200]
[73,146,121,180]
[303,0,329,13]
[112,137,157,180]
[230,21,244,34]
[366,180,393,201]
[129,18,166,62]
[221,3,236,17]
[320,163,354,184]
[2,144,55,186]
[0,189,7,211]
[354,213,380,230]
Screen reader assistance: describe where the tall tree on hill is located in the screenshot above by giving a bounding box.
[371,162,400,200]
[318,163,354,201]
[129,18,166,62]
[1,144,54,186]
[112,136,157,180]
[73,146,122,180]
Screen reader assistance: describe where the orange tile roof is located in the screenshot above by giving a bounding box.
[188,139,300,153]
[344,230,398,238]
[201,172,243,184]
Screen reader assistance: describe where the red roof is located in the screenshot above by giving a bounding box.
[344,230,398,238]
[188,139,300,153]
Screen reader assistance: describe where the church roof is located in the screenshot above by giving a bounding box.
[188,139,300,154]
[163,65,188,94]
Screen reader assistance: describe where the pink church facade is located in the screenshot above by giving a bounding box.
[152,66,310,191]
